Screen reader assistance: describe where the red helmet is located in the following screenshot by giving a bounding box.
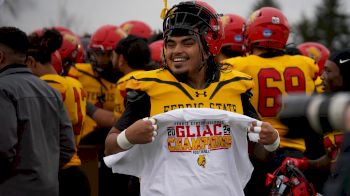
[58,32,85,64]
[120,20,152,39]
[266,162,316,196]
[244,7,289,52]
[149,40,164,65]
[88,25,127,51]
[51,50,63,74]
[221,14,246,52]
[53,26,75,35]
[163,1,224,56]
[298,42,330,74]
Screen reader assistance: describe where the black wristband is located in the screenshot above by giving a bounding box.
[86,102,98,117]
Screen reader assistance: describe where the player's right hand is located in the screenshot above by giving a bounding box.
[125,117,158,144]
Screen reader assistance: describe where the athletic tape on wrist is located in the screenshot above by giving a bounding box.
[248,132,260,142]
[143,117,158,142]
[143,117,156,125]
[253,126,261,133]
[256,121,262,127]
[264,129,280,152]
[117,129,134,150]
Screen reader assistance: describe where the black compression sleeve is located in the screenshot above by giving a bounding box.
[114,90,151,130]
[241,90,260,120]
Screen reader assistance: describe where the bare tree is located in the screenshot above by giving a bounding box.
[294,0,350,51]
[53,0,83,34]
[0,0,34,25]
[251,0,281,13]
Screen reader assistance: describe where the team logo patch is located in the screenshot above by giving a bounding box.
[306,47,322,63]
[116,28,127,38]
[263,29,272,38]
[234,35,242,42]
[64,34,78,45]
[197,154,206,168]
[271,17,280,24]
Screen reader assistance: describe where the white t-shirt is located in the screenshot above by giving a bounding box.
[104,108,258,196]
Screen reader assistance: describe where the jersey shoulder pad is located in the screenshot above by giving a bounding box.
[291,55,319,78]
[40,74,68,94]
[75,63,95,75]
[68,66,82,78]
[291,55,316,66]
[65,76,84,88]
[221,68,253,80]
[125,69,172,91]
[221,56,245,66]
[220,69,254,90]
[117,70,145,84]
[130,68,164,80]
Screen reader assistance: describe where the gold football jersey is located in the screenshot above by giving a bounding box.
[69,63,118,137]
[41,74,87,167]
[114,70,145,120]
[314,76,324,94]
[223,55,319,152]
[125,68,254,116]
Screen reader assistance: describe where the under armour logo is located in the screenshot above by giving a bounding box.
[195,91,207,97]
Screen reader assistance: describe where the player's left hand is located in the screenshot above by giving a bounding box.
[248,121,279,145]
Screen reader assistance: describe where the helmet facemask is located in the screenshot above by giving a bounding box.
[163,1,223,56]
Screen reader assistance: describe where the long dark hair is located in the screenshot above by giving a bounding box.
[27,29,62,64]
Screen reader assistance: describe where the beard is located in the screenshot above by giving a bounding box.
[172,69,190,83]
[95,62,123,83]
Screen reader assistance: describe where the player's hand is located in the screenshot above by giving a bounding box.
[249,121,278,145]
[323,133,344,162]
[125,117,158,144]
[281,157,308,171]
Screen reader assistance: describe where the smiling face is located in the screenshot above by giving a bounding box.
[165,35,208,78]
[321,60,343,93]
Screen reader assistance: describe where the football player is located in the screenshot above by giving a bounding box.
[67,25,131,196]
[88,35,151,128]
[54,27,85,76]
[69,25,126,140]
[222,7,323,195]
[322,50,350,195]
[105,1,280,195]
[27,29,90,196]
[215,13,246,63]
[298,42,330,93]
[281,49,350,195]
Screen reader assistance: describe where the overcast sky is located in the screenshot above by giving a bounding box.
[1,0,350,35]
